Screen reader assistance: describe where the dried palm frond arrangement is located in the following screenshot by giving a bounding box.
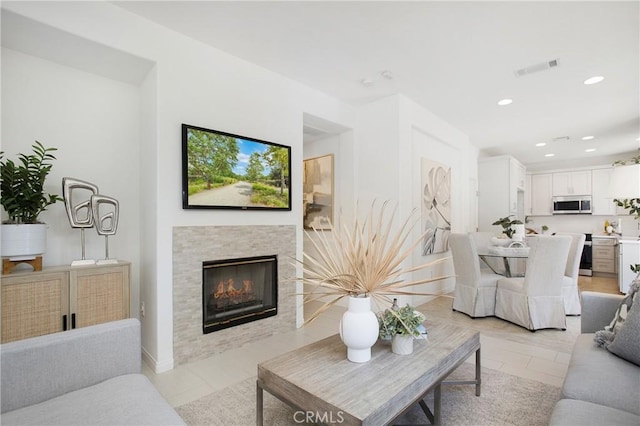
[294,200,452,324]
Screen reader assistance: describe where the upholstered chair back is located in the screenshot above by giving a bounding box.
[523,235,572,296]
[449,233,482,285]
[556,232,586,279]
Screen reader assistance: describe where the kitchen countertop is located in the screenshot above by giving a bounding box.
[592,234,620,239]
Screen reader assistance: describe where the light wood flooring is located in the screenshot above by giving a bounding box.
[577,274,620,295]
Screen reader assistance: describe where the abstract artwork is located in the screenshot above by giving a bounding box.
[303,154,333,230]
[421,158,451,255]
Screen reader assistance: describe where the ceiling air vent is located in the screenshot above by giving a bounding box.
[514,59,559,78]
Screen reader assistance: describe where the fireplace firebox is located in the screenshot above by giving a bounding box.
[202,255,278,333]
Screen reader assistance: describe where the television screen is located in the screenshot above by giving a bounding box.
[182,124,291,210]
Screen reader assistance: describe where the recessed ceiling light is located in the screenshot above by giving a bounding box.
[360,78,374,86]
[380,70,394,80]
[582,136,594,140]
[545,153,555,157]
[585,148,596,153]
[536,143,546,147]
[497,99,513,106]
[584,76,604,85]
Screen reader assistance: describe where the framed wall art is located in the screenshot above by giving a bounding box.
[303,154,334,229]
[182,124,291,211]
[421,157,451,255]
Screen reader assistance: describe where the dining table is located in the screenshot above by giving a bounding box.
[477,245,530,277]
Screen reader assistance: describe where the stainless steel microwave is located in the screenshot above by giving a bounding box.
[552,195,592,215]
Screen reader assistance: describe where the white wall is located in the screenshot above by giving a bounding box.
[1,47,142,320]
[352,94,478,307]
[399,95,478,305]
[2,1,357,372]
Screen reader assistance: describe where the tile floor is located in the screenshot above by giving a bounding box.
[143,275,620,408]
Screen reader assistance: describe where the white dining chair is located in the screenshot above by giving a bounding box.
[495,235,571,331]
[556,232,585,315]
[470,231,495,272]
[450,233,502,318]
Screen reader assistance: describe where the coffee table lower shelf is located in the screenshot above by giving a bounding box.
[257,323,481,426]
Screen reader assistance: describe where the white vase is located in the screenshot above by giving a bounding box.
[391,334,414,355]
[1,223,47,259]
[339,295,379,363]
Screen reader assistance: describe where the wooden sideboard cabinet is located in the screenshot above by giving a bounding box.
[1,262,130,343]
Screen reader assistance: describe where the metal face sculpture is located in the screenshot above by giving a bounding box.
[62,177,99,265]
[91,195,119,264]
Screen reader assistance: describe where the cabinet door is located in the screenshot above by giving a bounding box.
[571,170,592,195]
[552,172,572,195]
[1,272,69,343]
[525,174,532,215]
[553,171,591,195]
[69,264,130,329]
[592,168,615,215]
[531,174,553,215]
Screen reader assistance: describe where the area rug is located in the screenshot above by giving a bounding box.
[175,363,561,426]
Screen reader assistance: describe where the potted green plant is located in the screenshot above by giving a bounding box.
[0,141,63,258]
[492,215,523,239]
[378,304,426,355]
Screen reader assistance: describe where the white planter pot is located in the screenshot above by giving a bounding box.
[391,334,414,355]
[339,296,379,363]
[1,223,47,259]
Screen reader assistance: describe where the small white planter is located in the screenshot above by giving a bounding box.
[1,223,47,259]
[391,334,414,355]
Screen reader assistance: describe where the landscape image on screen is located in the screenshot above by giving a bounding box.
[182,124,291,210]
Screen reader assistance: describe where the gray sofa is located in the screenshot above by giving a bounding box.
[0,318,185,425]
[549,291,640,425]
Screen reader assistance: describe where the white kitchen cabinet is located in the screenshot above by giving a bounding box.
[478,156,525,231]
[510,160,526,191]
[529,173,553,216]
[618,240,639,294]
[525,174,532,215]
[591,168,616,215]
[552,170,591,196]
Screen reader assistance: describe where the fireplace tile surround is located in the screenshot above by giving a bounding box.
[173,225,296,366]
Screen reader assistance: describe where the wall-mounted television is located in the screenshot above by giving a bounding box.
[182,124,291,211]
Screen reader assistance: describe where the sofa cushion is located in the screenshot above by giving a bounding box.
[607,289,640,366]
[1,374,185,426]
[549,399,640,426]
[595,281,638,346]
[1,319,141,413]
[562,334,640,415]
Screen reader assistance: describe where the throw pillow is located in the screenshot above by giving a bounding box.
[607,289,640,366]
[594,281,639,349]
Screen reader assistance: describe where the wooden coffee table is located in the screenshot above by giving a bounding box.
[257,321,480,425]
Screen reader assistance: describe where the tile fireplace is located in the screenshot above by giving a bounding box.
[173,225,296,366]
[202,255,277,333]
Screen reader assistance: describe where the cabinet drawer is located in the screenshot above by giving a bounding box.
[593,246,615,259]
[592,238,617,246]
[593,259,616,273]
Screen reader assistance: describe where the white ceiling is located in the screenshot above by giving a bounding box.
[98,2,639,170]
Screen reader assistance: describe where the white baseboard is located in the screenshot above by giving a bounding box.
[142,346,174,373]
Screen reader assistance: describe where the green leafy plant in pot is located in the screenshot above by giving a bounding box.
[378,303,426,355]
[492,215,523,239]
[0,141,63,258]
